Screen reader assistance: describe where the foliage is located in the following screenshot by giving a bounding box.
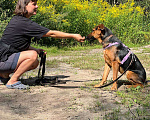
[32,0,150,46]
[0,0,149,46]
[0,0,16,20]
[0,0,16,37]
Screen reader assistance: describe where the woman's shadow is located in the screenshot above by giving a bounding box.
[21,75,69,86]
[20,75,97,89]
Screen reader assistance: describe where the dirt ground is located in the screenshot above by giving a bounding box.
[0,47,150,120]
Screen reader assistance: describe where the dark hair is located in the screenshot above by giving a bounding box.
[14,0,38,16]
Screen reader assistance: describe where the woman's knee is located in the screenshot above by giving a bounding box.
[17,50,39,71]
[17,50,38,66]
[20,50,38,61]
[28,50,38,61]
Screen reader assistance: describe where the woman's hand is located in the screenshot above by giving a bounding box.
[36,48,46,54]
[72,34,85,42]
[28,46,47,55]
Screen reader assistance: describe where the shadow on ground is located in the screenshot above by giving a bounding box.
[20,75,150,90]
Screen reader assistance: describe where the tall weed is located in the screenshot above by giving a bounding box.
[31,0,149,46]
[0,0,149,46]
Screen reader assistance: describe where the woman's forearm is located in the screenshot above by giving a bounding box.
[43,30,75,39]
[43,30,85,42]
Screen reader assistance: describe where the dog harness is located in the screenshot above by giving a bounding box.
[103,42,132,64]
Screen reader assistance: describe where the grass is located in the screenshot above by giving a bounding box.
[62,54,104,70]
[116,86,150,107]
[31,43,101,56]
[46,59,60,68]
[34,43,105,70]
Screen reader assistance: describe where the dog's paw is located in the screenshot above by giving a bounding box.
[111,86,117,91]
[94,84,100,88]
[94,84,102,88]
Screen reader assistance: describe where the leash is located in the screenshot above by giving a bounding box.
[35,51,46,84]
[36,51,58,85]
[36,51,134,88]
[38,51,46,80]
[96,53,135,88]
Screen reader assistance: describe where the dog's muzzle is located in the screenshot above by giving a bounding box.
[85,36,96,42]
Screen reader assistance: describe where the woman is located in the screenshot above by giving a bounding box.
[0,0,85,89]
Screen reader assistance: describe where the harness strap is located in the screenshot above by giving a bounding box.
[121,50,132,64]
[104,42,119,50]
[103,41,132,64]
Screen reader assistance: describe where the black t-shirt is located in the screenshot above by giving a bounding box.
[0,15,49,62]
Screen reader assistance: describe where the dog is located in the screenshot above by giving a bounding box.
[86,24,146,90]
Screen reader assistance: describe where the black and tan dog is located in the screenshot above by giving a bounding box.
[86,24,146,90]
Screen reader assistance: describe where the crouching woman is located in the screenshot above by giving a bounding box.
[0,0,85,89]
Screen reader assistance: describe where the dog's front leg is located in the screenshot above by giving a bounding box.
[111,61,119,90]
[94,63,111,88]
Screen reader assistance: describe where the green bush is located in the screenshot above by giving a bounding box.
[31,0,149,46]
[0,0,149,47]
[0,0,16,37]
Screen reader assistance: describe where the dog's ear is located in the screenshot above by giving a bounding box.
[97,24,105,35]
[98,24,105,30]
